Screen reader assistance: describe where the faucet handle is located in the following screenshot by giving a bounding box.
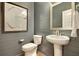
[56,30,59,35]
[59,32,61,36]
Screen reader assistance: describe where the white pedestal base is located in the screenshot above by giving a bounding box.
[54,44,62,56]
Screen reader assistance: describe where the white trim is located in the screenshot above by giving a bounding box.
[52,28,73,30]
[51,2,62,7]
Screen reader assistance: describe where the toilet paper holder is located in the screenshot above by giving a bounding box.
[19,39,25,43]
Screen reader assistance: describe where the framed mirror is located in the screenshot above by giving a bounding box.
[1,2,28,32]
[50,2,74,30]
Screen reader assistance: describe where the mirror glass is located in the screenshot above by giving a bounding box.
[50,2,72,30]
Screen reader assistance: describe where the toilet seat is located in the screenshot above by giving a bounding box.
[22,43,37,52]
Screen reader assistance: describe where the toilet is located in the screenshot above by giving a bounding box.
[22,35,42,56]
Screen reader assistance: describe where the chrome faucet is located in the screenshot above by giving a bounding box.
[56,30,61,36]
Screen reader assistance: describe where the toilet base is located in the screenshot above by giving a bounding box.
[25,52,37,56]
[25,48,37,56]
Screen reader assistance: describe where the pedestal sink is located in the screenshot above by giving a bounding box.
[46,35,70,56]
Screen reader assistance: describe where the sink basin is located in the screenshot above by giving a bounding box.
[46,35,70,56]
[46,35,70,45]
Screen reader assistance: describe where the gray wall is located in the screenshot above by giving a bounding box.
[63,37,79,56]
[34,2,54,56]
[0,2,34,56]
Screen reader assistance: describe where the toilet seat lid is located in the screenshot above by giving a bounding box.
[22,43,37,49]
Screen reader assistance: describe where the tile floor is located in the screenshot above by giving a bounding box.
[37,51,45,56]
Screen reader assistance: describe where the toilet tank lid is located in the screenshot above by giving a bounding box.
[22,43,37,49]
[33,35,42,38]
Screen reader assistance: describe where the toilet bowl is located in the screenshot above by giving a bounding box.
[22,35,42,56]
[22,43,37,56]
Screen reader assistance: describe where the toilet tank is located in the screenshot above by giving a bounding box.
[33,35,42,45]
